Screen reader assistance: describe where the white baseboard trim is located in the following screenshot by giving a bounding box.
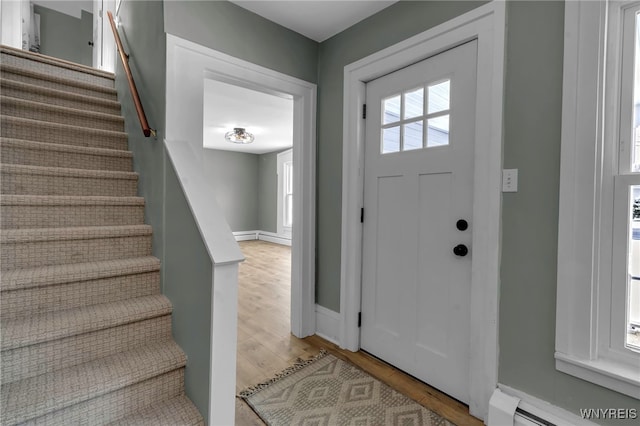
[233,230,291,246]
[315,304,340,345]
[490,385,599,426]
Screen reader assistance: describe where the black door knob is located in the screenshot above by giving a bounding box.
[88,41,94,46]
[453,244,468,257]
[456,219,468,231]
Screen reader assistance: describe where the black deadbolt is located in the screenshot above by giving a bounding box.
[456,219,468,231]
[453,244,468,257]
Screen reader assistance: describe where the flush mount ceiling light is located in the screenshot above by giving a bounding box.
[225,128,254,144]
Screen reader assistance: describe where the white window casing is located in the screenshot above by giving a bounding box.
[556,0,640,399]
[277,149,293,238]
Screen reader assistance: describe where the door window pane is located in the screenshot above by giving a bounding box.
[382,126,400,153]
[427,115,450,147]
[404,88,423,120]
[428,80,450,114]
[383,95,401,124]
[403,121,423,151]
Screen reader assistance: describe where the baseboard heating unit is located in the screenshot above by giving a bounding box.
[488,387,597,426]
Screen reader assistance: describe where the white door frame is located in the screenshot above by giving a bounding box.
[339,2,506,420]
[165,35,317,339]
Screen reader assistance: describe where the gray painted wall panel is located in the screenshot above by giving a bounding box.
[163,0,318,84]
[258,151,280,233]
[204,149,259,232]
[33,5,92,66]
[315,0,487,310]
[498,1,639,422]
[115,0,212,420]
[112,0,640,421]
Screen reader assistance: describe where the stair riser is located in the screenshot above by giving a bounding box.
[1,69,117,101]
[22,370,185,426]
[1,341,186,424]
[1,204,144,229]
[1,117,128,151]
[1,52,115,88]
[1,173,138,196]
[1,100,124,132]
[0,143,133,171]
[1,271,159,320]
[0,83,121,115]
[1,316,171,384]
[1,235,152,270]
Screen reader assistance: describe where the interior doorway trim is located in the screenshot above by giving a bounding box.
[339,2,506,420]
[165,35,317,339]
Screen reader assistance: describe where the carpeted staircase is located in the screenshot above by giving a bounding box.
[0,46,205,425]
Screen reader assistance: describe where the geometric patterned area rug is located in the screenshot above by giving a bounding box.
[239,351,455,426]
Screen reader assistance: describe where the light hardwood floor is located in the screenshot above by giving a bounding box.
[234,240,482,426]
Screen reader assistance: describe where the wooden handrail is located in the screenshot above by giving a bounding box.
[107,11,155,137]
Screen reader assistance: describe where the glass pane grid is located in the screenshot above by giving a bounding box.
[628,186,640,349]
[379,79,451,154]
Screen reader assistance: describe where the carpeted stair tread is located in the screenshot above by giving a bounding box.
[1,224,152,243]
[107,395,205,426]
[0,63,117,97]
[0,138,133,171]
[17,370,186,426]
[1,294,172,351]
[1,116,128,150]
[1,45,115,82]
[1,96,125,131]
[1,196,145,229]
[0,138,132,158]
[0,340,186,425]
[0,256,160,291]
[0,194,144,206]
[0,78,121,115]
[0,163,137,180]
[2,316,172,386]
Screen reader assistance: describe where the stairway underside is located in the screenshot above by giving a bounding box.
[0,46,204,425]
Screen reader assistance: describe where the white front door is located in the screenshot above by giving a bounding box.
[360,40,477,403]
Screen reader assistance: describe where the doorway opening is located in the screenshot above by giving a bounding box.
[1,0,116,71]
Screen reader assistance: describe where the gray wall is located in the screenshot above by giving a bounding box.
[498,1,640,422]
[115,0,640,422]
[203,148,284,234]
[33,5,92,66]
[204,150,259,232]
[315,0,488,310]
[115,0,212,419]
[315,0,640,422]
[258,150,281,233]
[163,0,318,84]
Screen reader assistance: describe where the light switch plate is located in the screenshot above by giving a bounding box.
[502,169,518,192]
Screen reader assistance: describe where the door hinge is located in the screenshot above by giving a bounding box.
[358,312,362,327]
[362,104,367,119]
[360,208,364,223]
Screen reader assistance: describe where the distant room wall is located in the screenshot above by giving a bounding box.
[203,149,259,232]
[258,150,284,233]
[33,5,92,66]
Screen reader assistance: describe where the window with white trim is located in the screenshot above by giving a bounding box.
[556,0,640,398]
[283,160,293,228]
[276,149,293,238]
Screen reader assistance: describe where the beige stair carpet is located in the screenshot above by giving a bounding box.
[0,45,204,425]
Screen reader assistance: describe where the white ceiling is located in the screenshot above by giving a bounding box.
[203,79,294,155]
[230,0,398,42]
